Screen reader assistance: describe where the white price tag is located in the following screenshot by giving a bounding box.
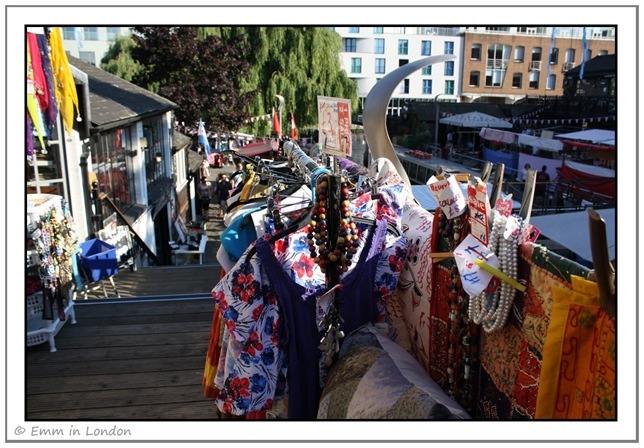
[453,234,498,297]
[427,175,466,219]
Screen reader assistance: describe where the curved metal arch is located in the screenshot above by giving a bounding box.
[363,55,456,189]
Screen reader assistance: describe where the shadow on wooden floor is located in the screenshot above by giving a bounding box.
[26,298,219,420]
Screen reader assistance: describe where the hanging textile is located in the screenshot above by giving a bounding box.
[474,242,592,420]
[27,38,46,149]
[392,201,435,367]
[27,32,50,114]
[36,33,60,133]
[536,275,616,419]
[428,206,477,412]
[48,27,80,135]
[206,159,409,419]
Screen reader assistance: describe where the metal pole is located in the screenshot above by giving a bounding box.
[434,93,444,152]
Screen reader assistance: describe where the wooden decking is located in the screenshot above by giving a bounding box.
[77,264,223,300]
[26,297,219,420]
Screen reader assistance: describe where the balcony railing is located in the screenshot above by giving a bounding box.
[562,61,575,72]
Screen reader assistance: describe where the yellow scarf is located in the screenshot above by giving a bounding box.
[48,27,80,135]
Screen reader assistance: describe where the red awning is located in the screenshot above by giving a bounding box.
[237,141,274,157]
[560,160,616,202]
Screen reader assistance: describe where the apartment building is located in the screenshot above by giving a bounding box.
[61,26,131,65]
[334,26,463,116]
[460,26,615,104]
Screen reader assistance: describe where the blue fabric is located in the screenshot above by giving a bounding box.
[220,207,262,261]
[482,147,519,172]
[254,219,387,420]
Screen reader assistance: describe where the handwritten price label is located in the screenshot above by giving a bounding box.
[468,178,489,245]
[427,175,466,219]
[453,234,498,297]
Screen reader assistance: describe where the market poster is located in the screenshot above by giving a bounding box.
[317,96,352,157]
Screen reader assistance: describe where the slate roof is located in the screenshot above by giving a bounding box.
[68,55,177,132]
[565,54,616,79]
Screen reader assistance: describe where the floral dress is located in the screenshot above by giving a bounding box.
[210,165,409,416]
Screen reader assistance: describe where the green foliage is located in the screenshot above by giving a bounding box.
[200,26,359,136]
[129,26,255,131]
[100,35,142,82]
[101,27,359,136]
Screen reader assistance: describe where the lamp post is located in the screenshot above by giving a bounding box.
[434,93,444,152]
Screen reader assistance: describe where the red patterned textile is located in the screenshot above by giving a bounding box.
[475,243,592,419]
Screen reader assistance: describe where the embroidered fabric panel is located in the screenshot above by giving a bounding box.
[551,303,615,419]
[475,242,593,420]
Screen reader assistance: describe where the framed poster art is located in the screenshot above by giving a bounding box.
[317,96,352,157]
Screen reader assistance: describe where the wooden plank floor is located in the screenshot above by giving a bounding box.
[26,298,220,420]
[79,265,223,300]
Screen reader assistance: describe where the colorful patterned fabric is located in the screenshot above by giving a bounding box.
[392,201,435,368]
[427,207,477,412]
[208,180,408,416]
[475,242,592,420]
[317,324,471,419]
[537,275,616,419]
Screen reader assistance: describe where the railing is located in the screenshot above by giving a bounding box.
[99,193,162,267]
[562,61,575,72]
[442,150,614,215]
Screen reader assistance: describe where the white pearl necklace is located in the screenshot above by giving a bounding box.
[468,210,521,332]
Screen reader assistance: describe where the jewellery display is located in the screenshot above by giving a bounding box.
[307,174,360,277]
[468,210,522,333]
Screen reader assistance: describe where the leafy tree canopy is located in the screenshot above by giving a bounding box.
[102,27,359,136]
[130,26,255,132]
[100,35,142,82]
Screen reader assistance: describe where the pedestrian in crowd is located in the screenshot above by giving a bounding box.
[535,165,551,204]
[197,176,213,220]
[230,162,246,190]
[518,163,531,182]
[215,173,233,218]
[200,157,210,179]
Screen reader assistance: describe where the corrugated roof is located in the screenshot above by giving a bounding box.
[68,55,177,131]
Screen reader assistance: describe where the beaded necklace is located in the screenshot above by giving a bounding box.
[436,208,478,409]
[468,210,522,333]
[307,174,359,277]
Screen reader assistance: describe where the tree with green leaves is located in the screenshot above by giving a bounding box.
[101,27,358,136]
[129,26,255,132]
[201,27,359,137]
[100,35,142,82]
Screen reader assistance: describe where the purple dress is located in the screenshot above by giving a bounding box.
[255,219,388,420]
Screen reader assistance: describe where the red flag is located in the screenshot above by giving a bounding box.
[272,108,281,136]
[290,112,298,139]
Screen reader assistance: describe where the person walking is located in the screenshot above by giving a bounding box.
[214,173,233,218]
[197,176,214,220]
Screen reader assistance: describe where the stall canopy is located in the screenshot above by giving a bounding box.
[560,160,616,202]
[554,129,615,146]
[236,140,274,158]
[479,128,515,144]
[516,134,564,152]
[440,111,513,129]
[530,208,615,264]
[479,128,564,152]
